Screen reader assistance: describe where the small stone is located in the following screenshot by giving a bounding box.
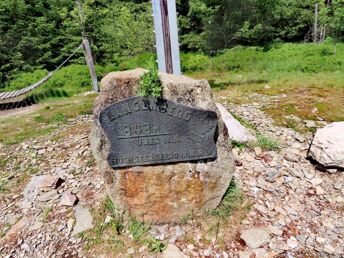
[204,249,211,256]
[72,206,93,236]
[284,152,299,163]
[187,244,195,250]
[139,246,146,253]
[265,169,280,183]
[20,243,31,252]
[60,190,78,206]
[284,176,293,183]
[162,244,187,258]
[30,221,43,231]
[38,190,60,202]
[127,247,135,255]
[239,251,251,258]
[58,223,65,232]
[254,248,268,258]
[316,237,326,244]
[333,182,342,190]
[67,219,74,234]
[305,120,316,128]
[287,237,298,249]
[311,178,323,186]
[269,226,283,236]
[324,244,335,254]
[104,216,113,224]
[316,186,325,195]
[240,226,271,249]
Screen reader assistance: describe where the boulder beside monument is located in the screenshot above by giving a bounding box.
[90,68,235,223]
[308,122,344,170]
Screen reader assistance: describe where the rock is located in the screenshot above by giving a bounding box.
[2,216,31,241]
[162,244,188,258]
[284,152,299,163]
[67,218,75,234]
[304,120,316,128]
[187,244,195,250]
[315,186,325,195]
[333,181,342,190]
[72,206,93,236]
[216,103,255,143]
[60,190,78,206]
[254,248,268,258]
[310,178,323,186]
[38,190,60,202]
[90,69,235,223]
[20,243,31,252]
[240,226,271,249]
[287,237,298,249]
[104,216,113,224]
[21,176,64,208]
[127,247,135,255]
[203,249,211,256]
[324,244,336,254]
[308,122,344,169]
[238,251,252,258]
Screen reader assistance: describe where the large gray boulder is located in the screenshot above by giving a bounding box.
[90,69,235,223]
[216,103,255,143]
[308,122,344,169]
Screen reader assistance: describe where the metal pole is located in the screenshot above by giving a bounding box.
[76,0,99,92]
[314,3,319,43]
[82,37,99,92]
[151,0,181,75]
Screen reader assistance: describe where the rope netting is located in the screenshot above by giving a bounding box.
[0,44,83,104]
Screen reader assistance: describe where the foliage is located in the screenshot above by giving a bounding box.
[211,179,244,219]
[181,52,210,72]
[255,133,280,151]
[139,67,162,97]
[1,0,343,85]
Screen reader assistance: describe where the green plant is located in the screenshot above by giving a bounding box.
[139,68,162,97]
[211,179,244,220]
[128,217,150,241]
[145,237,166,253]
[255,133,280,151]
[42,207,52,222]
[180,214,193,225]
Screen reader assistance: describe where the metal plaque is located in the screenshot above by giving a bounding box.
[99,96,218,168]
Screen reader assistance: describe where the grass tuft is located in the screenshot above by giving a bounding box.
[211,179,244,220]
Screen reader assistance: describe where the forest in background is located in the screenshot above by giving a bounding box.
[0,0,344,88]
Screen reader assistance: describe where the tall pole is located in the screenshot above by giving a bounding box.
[76,0,99,92]
[314,3,319,43]
[152,0,181,75]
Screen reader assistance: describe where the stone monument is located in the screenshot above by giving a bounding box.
[91,68,235,223]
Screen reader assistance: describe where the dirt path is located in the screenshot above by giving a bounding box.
[0,105,41,119]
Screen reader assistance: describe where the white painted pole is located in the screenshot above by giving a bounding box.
[151,0,181,75]
[167,0,181,75]
[152,0,166,73]
[314,3,319,43]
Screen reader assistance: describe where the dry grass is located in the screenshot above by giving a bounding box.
[0,93,97,145]
[189,71,344,132]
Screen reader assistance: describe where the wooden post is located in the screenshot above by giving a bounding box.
[152,0,181,75]
[76,0,99,92]
[83,37,99,92]
[314,3,319,43]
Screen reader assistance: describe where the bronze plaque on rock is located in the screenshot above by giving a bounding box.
[99,96,218,168]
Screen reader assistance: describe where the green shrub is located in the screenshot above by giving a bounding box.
[118,53,156,70]
[139,67,162,97]
[181,52,210,72]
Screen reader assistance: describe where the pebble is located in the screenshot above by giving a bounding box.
[311,178,323,186]
[287,237,298,249]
